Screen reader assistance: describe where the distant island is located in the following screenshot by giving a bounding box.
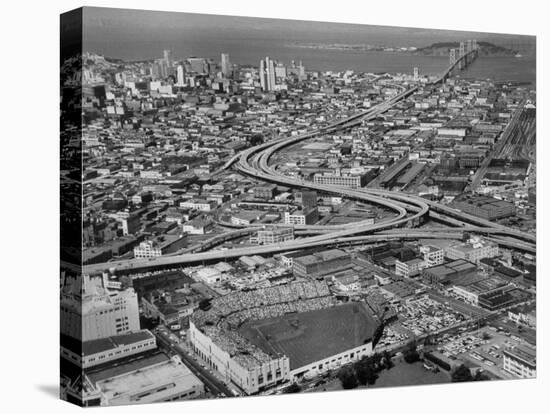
[287,42,386,52]
[415,41,518,57]
[288,41,519,57]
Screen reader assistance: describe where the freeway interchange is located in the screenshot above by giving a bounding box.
[84,51,535,276]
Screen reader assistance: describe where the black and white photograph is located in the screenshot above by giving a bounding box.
[1,1,546,413]
[58,4,539,407]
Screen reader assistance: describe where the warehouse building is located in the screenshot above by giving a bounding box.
[421,259,477,287]
[293,249,351,278]
[451,194,516,221]
[313,171,367,188]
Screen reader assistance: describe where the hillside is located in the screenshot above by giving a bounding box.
[415,41,518,57]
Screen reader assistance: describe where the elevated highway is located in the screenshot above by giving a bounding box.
[85,45,535,275]
[84,226,534,275]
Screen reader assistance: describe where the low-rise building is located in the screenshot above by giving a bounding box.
[180,199,216,212]
[395,257,427,277]
[230,210,265,226]
[141,290,197,325]
[87,353,205,405]
[133,235,188,259]
[478,288,525,311]
[451,276,508,306]
[420,245,445,267]
[445,237,499,264]
[133,240,162,258]
[251,226,294,245]
[253,184,277,200]
[61,330,157,369]
[332,273,361,291]
[503,346,536,379]
[451,195,516,221]
[293,249,351,278]
[183,217,213,235]
[313,171,367,188]
[284,207,318,225]
[508,304,536,328]
[421,259,477,287]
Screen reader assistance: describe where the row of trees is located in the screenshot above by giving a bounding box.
[337,351,394,389]
[451,364,491,382]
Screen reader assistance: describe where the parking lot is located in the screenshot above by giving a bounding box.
[394,296,466,337]
[430,325,528,379]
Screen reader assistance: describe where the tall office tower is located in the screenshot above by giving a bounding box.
[450,48,456,65]
[221,53,231,77]
[298,60,306,80]
[413,67,419,81]
[266,57,276,91]
[163,49,173,67]
[259,57,276,91]
[151,62,161,79]
[176,65,186,86]
[61,273,140,342]
[159,60,169,78]
[259,59,267,90]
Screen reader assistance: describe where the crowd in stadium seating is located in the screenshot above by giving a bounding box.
[191,281,336,369]
[200,325,273,368]
[193,281,332,327]
[224,296,335,329]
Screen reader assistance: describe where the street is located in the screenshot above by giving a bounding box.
[154,331,235,398]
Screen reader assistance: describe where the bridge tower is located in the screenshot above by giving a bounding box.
[473,39,477,50]
[449,48,456,65]
[466,40,472,65]
[458,42,465,69]
[447,48,457,81]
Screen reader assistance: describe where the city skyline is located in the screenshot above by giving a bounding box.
[81,7,535,80]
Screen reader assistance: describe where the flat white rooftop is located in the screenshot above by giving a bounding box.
[96,355,203,405]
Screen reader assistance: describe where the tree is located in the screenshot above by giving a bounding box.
[481,331,492,340]
[249,134,264,146]
[451,364,473,382]
[283,383,301,393]
[338,366,359,390]
[473,371,491,381]
[355,357,378,386]
[382,351,395,369]
[403,343,421,363]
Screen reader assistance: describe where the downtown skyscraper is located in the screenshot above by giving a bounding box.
[260,56,276,91]
[176,64,186,86]
[221,53,231,77]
